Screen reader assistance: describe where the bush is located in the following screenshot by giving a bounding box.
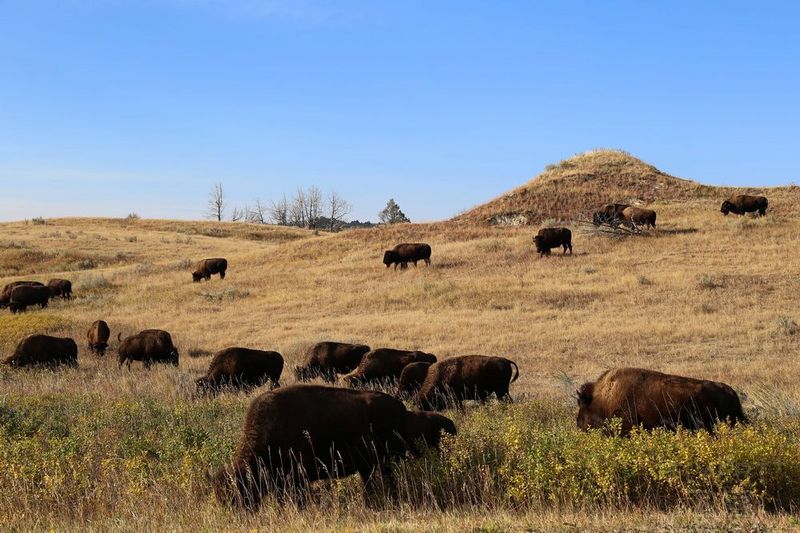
[29,217,46,225]
[698,274,724,290]
[777,316,799,336]
[79,275,112,290]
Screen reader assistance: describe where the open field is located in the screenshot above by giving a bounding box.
[2,181,800,529]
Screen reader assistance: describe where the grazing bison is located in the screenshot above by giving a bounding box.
[294,342,371,382]
[47,278,72,299]
[415,355,519,411]
[3,334,78,368]
[344,348,437,386]
[383,243,432,270]
[592,203,630,226]
[196,347,284,394]
[0,281,43,308]
[576,367,748,435]
[192,258,228,282]
[621,207,656,229]
[87,320,111,356]
[397,362,433,398]
[721,195,768,216]
[213,385,456,509]
[118,329,179,369]
[533,228,572,257]
[8,285,50,313]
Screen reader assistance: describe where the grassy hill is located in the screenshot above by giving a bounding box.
[455,149,795,225]
[2,161,800,529]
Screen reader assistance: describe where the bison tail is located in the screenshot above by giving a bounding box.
[117,332,123,342]
[509,360,520,383]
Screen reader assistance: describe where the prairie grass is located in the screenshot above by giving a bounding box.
[1,194,800,528]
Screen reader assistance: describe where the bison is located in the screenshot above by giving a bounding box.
[47,278,72,299]
[344,348,437,386]
[118,329,179,369]
[397,361,433,398]
[592,203,630,226]
[621,206,656,229]
[294,342,371,382]
[721,195,768,216]
[533,228,572,257]
[576,367,748,435]
[192,258,228,282]
[383,243,432,270]
[0,281,43,308]
[414,355,519,411]
[8,285,50,313]
[87,320,111,356]
[196,347,284,394]
[3,334,78,368]
[213,385,456,509]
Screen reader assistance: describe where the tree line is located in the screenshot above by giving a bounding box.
[205,183,410,231]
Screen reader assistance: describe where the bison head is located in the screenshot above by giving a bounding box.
[192,271,203,282]
[720,201,732,215]
[575,382,605,431]
[414,351,437,364]
[382,250,396,267]
[404,412,457,455]
[169,348,179,366]
[592,212,604,226]
[533,235,547,254]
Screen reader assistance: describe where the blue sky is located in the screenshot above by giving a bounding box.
[1,1,798,222]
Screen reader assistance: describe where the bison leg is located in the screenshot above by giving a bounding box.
[424,258,431,267]
[219,270,226,279]
[359,464,395,508]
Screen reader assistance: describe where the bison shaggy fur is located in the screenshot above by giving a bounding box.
[415,355,519,410]
[621,206,656,229]
[213,385,456,509]
[197,347,284,393]
[576,367,748,434]
[294,341,371,382]
[0,281,43,308]
[344,348,437,386]
[47,278,72,299]
[192,258,228,282]
[4,334,78,368]
[383,243,432,270]
[87,320,111,356]
[533,227,572,256]
[397,362,432,398]
[721,195,768,216]
[8,285,50,313]
[118,329,179,369]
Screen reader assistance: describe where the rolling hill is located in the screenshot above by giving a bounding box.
[454,149,781,225]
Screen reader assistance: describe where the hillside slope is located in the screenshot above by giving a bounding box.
[455,150,770,225]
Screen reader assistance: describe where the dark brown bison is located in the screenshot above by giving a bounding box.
[47,278,72,299]
[721,195,768,216]
[3,334,78,368]
[344,348,437,386]
[414,355,519,410]
[621,206,656,229]
[0,281,43,308]
[592,203,630,226]
[118,329,179,369]
[196,347,284,393]
[213,385,456,509]
[8,285,50,313]
[576,367,748,435]
[87,320,111,356]
[533,228,572,256]
[192,258,228,282]
[383,243,432,270]
[397,361,433,398]
[294,342,371,382]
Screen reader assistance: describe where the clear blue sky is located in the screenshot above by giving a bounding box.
[1,1,798,222]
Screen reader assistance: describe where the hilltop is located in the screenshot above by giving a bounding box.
[455,150,767,225]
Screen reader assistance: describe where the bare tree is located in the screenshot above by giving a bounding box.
[231,206,246,222]
[247,199,268,224]
[206,182,226,221]
[289,188,307,227]
[268,195,289,225]
[305,186,322,228]
[326,191,352,232]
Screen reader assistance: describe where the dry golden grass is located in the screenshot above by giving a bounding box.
[2,180,800,529]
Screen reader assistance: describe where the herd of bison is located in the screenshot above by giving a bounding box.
[0,194,768,508]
